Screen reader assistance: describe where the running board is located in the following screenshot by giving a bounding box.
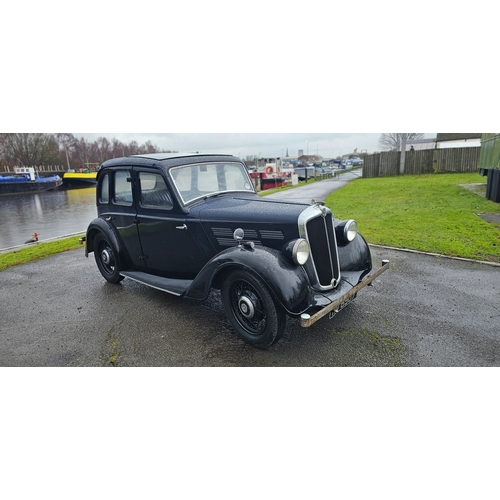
[119,270,193,297]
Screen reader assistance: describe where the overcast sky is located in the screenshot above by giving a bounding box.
[73,132,437,159]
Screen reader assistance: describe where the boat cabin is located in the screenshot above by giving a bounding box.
[14,167,36,181]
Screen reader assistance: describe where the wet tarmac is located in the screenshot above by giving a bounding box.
[1,245,498,366]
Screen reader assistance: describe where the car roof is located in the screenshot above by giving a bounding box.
[99,152,242,171]
[130,153,234,161]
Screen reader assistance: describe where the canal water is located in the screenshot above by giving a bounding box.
[0,188,97,250]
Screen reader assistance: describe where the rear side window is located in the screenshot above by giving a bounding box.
[113,170,133,205]
[139,172,173,210]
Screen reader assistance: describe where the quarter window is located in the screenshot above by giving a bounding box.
[99,173,109,204]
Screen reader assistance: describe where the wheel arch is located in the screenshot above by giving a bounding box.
[185,246,312,315]
[85,218,123,261]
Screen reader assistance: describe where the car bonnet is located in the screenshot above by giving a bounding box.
[193,194,309,225]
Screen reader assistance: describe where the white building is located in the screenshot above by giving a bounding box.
[435,133,481,149]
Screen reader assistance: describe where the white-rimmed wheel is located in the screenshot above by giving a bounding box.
[94,233,124,284]
[221,270,286,348]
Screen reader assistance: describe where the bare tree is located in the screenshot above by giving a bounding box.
[0,133,61,166]
[56,133,77,170]
[97,136,112,164]
[1,133,165,170]
[128,140,140,155]
[74,137,90,170]
[111,139,124,158]
[379,133,424,151]
[141,140,157,154]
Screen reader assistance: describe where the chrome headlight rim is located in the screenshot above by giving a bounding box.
[292,238,310,265]
[343,219,358,242]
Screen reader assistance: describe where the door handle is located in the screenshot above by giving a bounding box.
[176,224,187,230]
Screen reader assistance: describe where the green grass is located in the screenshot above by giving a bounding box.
[0,235,84,271]
[325,172,500,262]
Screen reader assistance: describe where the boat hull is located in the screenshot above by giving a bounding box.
[62,172,97,188]
[0,177,63,196]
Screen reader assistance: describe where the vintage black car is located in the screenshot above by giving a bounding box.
[85,153,389,348]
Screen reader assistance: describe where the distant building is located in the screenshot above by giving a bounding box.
[405,134,482,151]
[435,133,482,148]
[406,137,437,151]
[298,155,322,163]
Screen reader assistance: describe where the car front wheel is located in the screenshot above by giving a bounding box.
[94,233,124,284]
[221,270,286,348]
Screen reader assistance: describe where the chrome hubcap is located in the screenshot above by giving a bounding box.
[238,296,255,319]
[101,248,111,265]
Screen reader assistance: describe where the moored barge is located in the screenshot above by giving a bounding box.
[0,167,63,196]
[62,170,97,188]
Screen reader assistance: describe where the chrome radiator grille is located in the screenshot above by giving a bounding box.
[298,205,340,290]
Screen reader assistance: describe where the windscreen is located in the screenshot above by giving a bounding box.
[170,162,255,204]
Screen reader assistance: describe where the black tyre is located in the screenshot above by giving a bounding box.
[94,233,124,284]
[221,270,286,348]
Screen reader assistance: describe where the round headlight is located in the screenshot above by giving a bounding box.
[344,219,358,242]
[292,238,310,265]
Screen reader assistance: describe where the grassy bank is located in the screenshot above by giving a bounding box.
[326,172,500,262]
[0,235,84,271]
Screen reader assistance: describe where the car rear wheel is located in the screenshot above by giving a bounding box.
[94,233,124,284]
[221,270,286,348]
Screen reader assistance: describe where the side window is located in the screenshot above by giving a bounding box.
[99,173,109,204]
[139,172,173,210]
[113,170,133,206]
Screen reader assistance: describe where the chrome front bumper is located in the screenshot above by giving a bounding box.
[299,260,390,327]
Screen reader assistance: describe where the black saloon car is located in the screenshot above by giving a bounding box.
[85,153,388,348]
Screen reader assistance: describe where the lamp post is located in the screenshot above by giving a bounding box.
[399,135,407,175]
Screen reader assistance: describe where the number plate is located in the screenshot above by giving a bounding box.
[328,295,355,320]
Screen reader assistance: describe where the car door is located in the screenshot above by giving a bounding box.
[134,169,208,279]
[97,167,146,270]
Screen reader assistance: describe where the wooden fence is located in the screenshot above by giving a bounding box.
[363,147,481,178]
